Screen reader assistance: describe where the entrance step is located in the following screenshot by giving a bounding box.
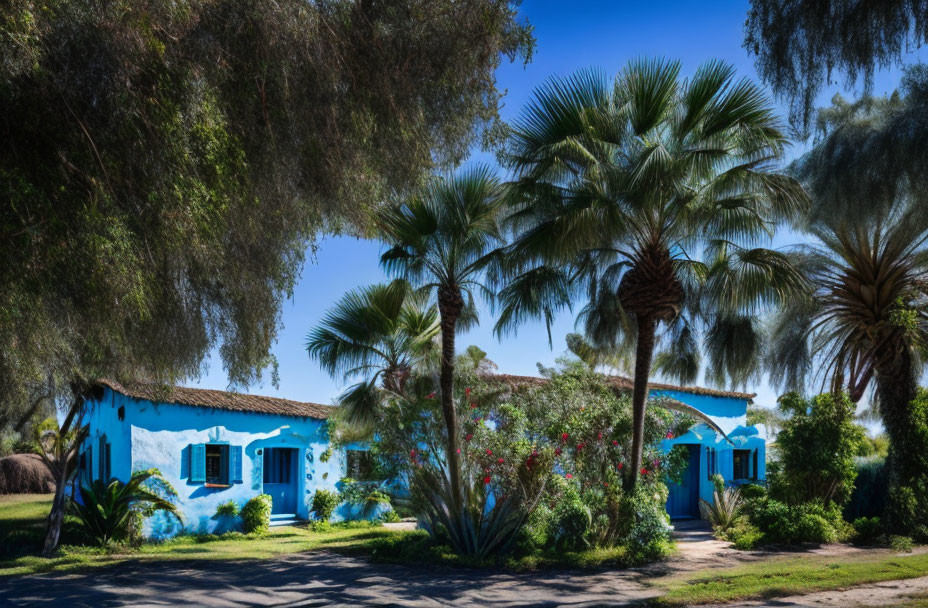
[270,513,300,527]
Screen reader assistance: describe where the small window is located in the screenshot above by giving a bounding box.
[346,449,376,481]
[205,444,229,485]
[733,449,751,480]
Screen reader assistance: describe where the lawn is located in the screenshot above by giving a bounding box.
[654,550,928,605]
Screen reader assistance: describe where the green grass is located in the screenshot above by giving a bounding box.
[655,551,928,605]
[0,493,411,577]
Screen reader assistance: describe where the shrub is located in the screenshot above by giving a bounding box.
[889,535,914,553]
[240,494,272,534]
[851,516,883,546]
[883,389,928,541]
[214,500,239,518]
[772,392,864,507]
[738,483,767,501]
[70,469,181,547]
[377,509,401,524]
[620,486,673,563]
[725,521,763,550]
[750,499,847,545]
[550,483,591,551]
[311,489,340,522]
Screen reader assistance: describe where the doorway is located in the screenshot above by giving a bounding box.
[263,447,298,515]
[666,444,700,519]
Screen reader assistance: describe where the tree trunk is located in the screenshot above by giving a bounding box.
[625,315,657,492]
[437,285,465,510]
[42,475,68,555]
[874,347,919,534]
[40,384,87,556]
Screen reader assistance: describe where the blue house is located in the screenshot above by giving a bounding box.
[651,381,766,520]
[79,380,376,538]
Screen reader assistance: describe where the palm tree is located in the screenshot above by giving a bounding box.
[377,165,505,507]
[495,59,807,491]
[766,82,928,532]
[307,280,440,430]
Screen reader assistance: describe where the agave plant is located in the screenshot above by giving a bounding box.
[71,469,182,546]
[699,474,744,533]
[412,462,545,558]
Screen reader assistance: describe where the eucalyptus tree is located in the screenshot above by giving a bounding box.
[766,71,928,533]
[496,59,807,490]
[745,0,928,133]
[378,166,506,507]
[307,280,440,431]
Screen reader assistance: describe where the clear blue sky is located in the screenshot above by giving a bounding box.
[189,0,921,414]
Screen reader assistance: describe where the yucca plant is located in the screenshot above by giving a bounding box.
[71,469,181,546]
[699,474,744,533]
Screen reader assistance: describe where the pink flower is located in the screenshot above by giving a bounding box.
[653,459,660,468]
[665,431,674,439]
[456,448,461,454]
[426,392,436,399]
[561,433,569,443]
[565,473,573,479]
[483,476,491,484]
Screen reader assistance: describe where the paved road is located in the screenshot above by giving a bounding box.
[0,551,658,607]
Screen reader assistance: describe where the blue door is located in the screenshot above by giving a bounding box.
[263,448,298,514]
[666,444,700,519]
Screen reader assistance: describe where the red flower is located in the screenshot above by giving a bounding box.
[497,457,504,464]
[561,432,569,443]
[425,392,436,399]
[641,468,648,475]
[483,476,491,484]
[486,449,493,456]
[576,442,585,450]
[603,482,609,487]
[665,431,674,439]
[612,440,619,446]
[471,403,478,409]
[597,432,603,440]
[410,449,417,459]
[465,387,472,396]
[617,463,624,470]
[565,473,573,479]
[465,433,473,441]
[456,448,461,454]
[554,448,562,456]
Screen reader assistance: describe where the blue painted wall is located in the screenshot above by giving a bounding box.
[83,387,351,538]
[651,390,749,434]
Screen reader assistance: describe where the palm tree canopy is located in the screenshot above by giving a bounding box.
[378,164,507,321]
[496,58,808,388]
[306,279,440,428]
[767,68,928,401]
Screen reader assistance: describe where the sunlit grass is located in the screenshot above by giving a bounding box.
[654,550,928,605]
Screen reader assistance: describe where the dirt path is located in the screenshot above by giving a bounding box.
[0,521,917,607]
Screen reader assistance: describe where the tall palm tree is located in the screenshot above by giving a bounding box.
[766,81,928,532]
[495,59,807,490]
[307,280,440,430]
[378,165,505,507]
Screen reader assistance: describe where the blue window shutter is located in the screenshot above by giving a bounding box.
[230,445,243,483]
[190,444,206,483]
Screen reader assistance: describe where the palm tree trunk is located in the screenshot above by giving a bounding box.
[875,347,919,534]
[438,285,465,509]
[42,476,69,555]
[40,384,86,556]
[625,314,657,492]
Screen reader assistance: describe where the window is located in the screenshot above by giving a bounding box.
[205,444,229,485]
[189,443,242,485]
[706,447,718,480]
[733,449,752,480]
[263,448,292,484]
[346,449,376,481]
[98,436,111,482]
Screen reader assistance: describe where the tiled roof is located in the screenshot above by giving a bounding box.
[95,379,334,420]
[491,373,755,400]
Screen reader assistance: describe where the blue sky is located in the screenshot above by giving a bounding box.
[189,0,922,414]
